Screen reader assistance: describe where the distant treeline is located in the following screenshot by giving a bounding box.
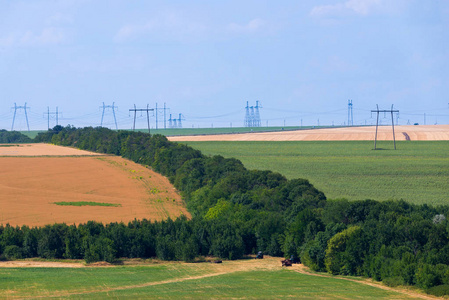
[0,130,32,143]
[1,126,449,296]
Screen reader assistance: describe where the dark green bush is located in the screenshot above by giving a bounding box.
[383,276,405,287]
[427,284,449,296]
[3,245,23,260]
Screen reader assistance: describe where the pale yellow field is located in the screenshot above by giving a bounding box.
[168,125,449,142]
[0,143,105,156]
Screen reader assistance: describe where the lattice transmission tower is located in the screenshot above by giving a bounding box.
[348,100,353,126]
[244,101,262,127]
[100,102,118,129]
[11,103,30,131]
[244,101,251,127]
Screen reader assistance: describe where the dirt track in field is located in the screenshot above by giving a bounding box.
[291,264,438,300]
[0,144,190,226]
[168,125,449,142]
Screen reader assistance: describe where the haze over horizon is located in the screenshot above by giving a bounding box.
[1,0,448,131]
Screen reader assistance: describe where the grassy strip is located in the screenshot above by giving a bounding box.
[53,201,121,207]
[185,140,449,205]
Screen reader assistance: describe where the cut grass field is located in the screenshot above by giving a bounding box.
[183,140,449,206]
[0,257,427,299]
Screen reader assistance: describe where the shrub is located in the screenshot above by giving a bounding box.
[325,226,361,275]
[3,245,23,260]
[427,284,449,296]
[383,276,405,287]
[416,264,441,289]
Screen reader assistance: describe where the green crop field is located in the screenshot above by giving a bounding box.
[19,126,336,139]
[18,130,42,139]
[0,261,422,299]
[183,140,449,206]
[121,126,330,136]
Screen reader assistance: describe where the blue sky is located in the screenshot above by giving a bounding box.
[1,0,448,130]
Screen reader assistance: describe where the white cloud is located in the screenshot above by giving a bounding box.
[346,0,382,15]
[46,13,73,26]
[228,18,266,34]
[114,12,206,43]
[22,27,66,45]
[0,28,66,47]
[0,34,15,47]
[311,0,383,17]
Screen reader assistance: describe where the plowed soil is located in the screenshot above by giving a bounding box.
[168,125,449,141]
[0,145,190,226]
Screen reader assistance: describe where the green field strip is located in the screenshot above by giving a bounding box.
[53,202,121,207]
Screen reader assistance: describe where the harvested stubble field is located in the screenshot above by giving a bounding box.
[0,257,432,299]
[0,144,189,226]
[168,125,449,142]
[0,143,105,156]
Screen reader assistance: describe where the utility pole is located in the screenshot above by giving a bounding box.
[155,103,158,130]
[129,104,154,134]
[164,103,167,129]
[100,102,118,129]
[44,107,62,129]
[371,104,399,150]
[11,103,30,132]
[155,102,170,130]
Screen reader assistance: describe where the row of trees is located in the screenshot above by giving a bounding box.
[1,126,448,295]
[0,130,32,143]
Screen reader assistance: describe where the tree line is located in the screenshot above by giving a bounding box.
[0,130,32,143]
[1,126,449,296]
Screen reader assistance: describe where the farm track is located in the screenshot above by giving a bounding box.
[292,264,438,300]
